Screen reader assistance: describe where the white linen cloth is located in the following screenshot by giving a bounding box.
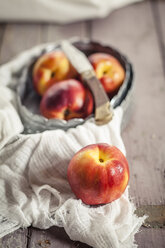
[0,0,143,23]
[0,45,145,247]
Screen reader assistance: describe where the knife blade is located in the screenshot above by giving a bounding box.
[61,40,113,125]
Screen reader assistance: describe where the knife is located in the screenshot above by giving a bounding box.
[61,40,113,125]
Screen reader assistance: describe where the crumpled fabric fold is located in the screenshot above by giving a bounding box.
[0,0,143,23]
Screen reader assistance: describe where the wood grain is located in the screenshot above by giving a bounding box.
[0,228,28,248]
[27,226,91,248]
[0,22,89,65]
[136,205,165,228]
[40,22,89,43]
[92,1,165,246]
[92,0,165,206]
[0,24,42,65]
[156,0,165,77]
[135,227,165,248]
[0,24,5,60]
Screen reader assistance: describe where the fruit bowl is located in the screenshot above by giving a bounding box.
[16,38,134,133]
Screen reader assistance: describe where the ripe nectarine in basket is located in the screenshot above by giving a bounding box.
[40,79,94,120]
[88,53,125,98]
[33,51,77,95]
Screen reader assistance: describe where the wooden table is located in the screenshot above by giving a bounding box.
[0,0,165,247]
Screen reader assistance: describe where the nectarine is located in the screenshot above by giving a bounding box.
[33,50,77,95]
[68,143,129,205]
[88,53,125,98]
[40,79,94,120]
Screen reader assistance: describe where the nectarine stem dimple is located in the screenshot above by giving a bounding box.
[103,70,108,75]
[99,158,104,163]
[64,108,70,117]
[51,71,56,78]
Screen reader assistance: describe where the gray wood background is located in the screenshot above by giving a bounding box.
[0,0,165,247]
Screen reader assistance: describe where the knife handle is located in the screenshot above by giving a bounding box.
[82,70,113,125]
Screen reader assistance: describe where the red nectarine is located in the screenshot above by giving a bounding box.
[33,50,77,95]
[88,53,125,98]
[68,143,129,205]
[40,79,94,120]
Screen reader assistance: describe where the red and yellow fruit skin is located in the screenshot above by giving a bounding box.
[40,79,94,120]
[67,143,129,205]
[88,53,125,98]
[33,51,77,96]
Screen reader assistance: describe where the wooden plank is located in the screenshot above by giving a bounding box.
[135,227,165,248]
[0,228,28,248]
[0,24,5,64]
[135,205,165,228]
[92,1,165,246]
[40,22,89,43]
[157,0,165,37]
[0,24,5,52]
[27,226,91,248]
[156,0,165,76]
[92,0,165,207]
[1,226,165,248]
[0,24,41,65]
[0,22,89,65]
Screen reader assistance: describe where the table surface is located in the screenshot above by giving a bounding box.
[0,0,165,247]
